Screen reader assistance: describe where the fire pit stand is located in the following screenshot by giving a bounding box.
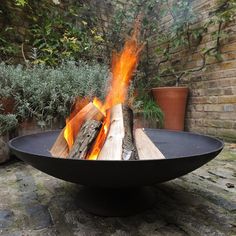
[8,129,223,216]
[76,186,156,216]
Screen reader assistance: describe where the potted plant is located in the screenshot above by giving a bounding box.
[151,63,189,131]
[128,77,164,129]
[152,86,188,131]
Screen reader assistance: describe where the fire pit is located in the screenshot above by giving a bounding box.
[7,21,224,216]
[8,128,223,216]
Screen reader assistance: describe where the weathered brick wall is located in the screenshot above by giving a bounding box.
[186,70,236,142]
[183,1,236,142]
[146,0,236,142]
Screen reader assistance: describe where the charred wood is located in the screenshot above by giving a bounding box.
[68,120,101,159]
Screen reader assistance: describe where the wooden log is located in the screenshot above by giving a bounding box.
[98,104,136,160]
[122,105,137,160]
[68,120,101,159]
[98,104,124,160]
[50,102,103,158]
[49,128,68,158]
[135,128,165,160]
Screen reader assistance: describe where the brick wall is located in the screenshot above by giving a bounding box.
[186,67,236,142]
[182,1,236,142]
[145,0,236,142]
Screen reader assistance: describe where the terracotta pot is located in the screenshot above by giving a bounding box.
[152,87,189,131]
[0,97,15,114]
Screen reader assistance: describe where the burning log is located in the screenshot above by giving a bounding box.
[135,128,165,160]
[68,120,101,159]
[122,105,137,160]
[98,104,136,160]
[50,102,103,158]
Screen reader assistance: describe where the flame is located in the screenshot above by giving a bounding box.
[69,97,90,120]
[93,97,105,116]
[87,21,143,160]
[64,118,74,151]
[63,19,143,159]
[103,27,144,111]
[63,97,90,151]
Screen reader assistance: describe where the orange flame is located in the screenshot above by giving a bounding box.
[93,97,105,116]
[103,27,143,111]
[69,97,90,120]
[87,22,143,160]
[64,19,143,159]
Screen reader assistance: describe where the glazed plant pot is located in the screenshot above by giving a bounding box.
[152,87,189,131]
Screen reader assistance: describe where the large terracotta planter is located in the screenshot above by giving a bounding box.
[152,87,189,131]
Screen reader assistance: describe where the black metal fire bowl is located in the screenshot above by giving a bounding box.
[8,129,223,216]
[9,129,223,188]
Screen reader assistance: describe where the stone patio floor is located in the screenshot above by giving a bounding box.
[0,143,235,236]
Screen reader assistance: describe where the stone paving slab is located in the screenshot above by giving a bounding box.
[0,144,235,236]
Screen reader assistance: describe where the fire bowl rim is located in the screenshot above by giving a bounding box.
[8,129,224,162]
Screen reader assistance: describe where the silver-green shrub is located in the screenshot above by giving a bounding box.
[0,61,109,130]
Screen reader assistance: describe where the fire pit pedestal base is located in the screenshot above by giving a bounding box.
[76,186,156,216]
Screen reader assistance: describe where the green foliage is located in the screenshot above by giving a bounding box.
[0,62,19,98]
[0,61,109,128]
[0,31,20,62]
[92,0,164,57]
[15,0,28,7]
[129,84,163,127]
[0,1,103,65]
[28,4,94,65]
[133,93,164,127]
[214,0,236,22]
[0,114,18,135]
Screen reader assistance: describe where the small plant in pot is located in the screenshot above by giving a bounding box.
[130,87,164,129]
